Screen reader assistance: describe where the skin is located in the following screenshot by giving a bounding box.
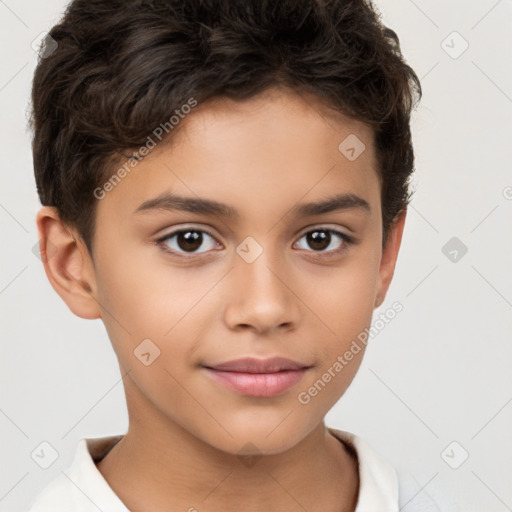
[36,86,406,512]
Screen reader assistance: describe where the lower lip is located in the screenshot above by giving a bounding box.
[204,367,308,397]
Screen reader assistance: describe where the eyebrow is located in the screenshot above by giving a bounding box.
[134,192,371,218]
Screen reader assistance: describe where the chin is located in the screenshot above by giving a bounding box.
[199,419,310,457]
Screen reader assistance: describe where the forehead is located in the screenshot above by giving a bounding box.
[173,87,375,156]
[96,87,380,226]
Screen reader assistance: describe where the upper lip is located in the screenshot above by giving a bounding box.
[204,357,310,374]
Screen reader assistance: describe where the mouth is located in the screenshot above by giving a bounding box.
[202,356,311,397]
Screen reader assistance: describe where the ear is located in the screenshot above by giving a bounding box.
[35,206,101,319]
[374,209,407,308]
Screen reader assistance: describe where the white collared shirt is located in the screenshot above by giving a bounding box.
[27,428,456,511]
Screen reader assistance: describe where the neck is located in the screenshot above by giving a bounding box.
[96,378,359,512]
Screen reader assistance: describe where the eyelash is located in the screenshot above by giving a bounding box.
[155,226,354,260]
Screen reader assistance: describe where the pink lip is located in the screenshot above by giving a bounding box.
[205,356,309,373]
[203,357,311,397]
[204,367,308,397]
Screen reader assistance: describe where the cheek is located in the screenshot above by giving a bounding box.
[297,280,372,416]
[298,245,379,400]
[312,252,380,343]
[95,242,198,331]
[93,248,222,376]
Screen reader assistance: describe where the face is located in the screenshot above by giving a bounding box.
[47,87,405,456]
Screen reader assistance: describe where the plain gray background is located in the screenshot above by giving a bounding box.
[1,0,511,510]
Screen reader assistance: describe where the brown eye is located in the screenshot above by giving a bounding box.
[158,228,218,255]
[306,230,331,251]
[295,228,352,254]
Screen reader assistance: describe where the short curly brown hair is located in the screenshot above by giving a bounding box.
[29,0,421,255]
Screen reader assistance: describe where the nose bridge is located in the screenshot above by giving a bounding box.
[238,245,283,296]
[224,238,299,332]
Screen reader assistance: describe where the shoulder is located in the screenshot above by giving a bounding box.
[395,468,462,512]
[27,471,80,512]
[395,468,441,511]
[27,435,128,512]
[328,427,460,512]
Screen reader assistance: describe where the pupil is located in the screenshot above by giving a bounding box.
[177,231,202,252]
[308,230,330,250]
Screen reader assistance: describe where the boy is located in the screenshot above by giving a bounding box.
[28,0,451,510]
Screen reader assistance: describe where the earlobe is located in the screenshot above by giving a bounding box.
[374,209,407,308]
[36,206,101,320]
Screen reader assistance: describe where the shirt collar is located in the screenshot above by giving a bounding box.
[70,428,398,511]
[328,427,399,511]
[67,435,129,511]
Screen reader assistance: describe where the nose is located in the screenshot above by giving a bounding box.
[223,248,301,335]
